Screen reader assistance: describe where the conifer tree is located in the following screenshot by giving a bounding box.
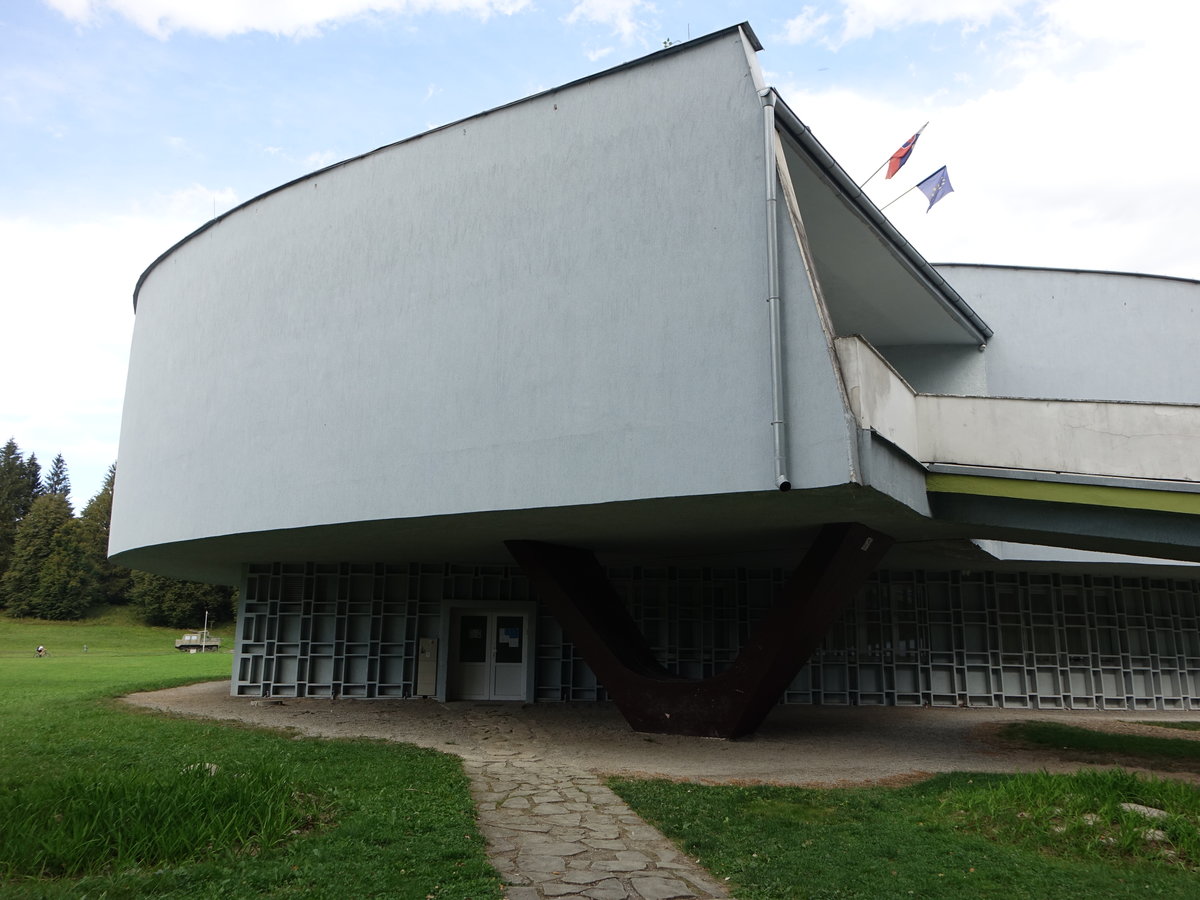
[0,439,41,584]
[1,493,73,616]
[2,493,100,620]
[32,518,100,620]
[24,453,41,501]
[43,453,70,503]
[80,463,130,604]
[0,439,22,578]
[0,440,23,507]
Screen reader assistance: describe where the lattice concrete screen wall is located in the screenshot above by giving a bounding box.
[236,562,530,698]
[794,572,1200,710]
[236,563,1200,710]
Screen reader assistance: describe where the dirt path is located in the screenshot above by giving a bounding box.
[120,681,1200,785]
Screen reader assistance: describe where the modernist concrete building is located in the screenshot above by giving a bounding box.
[111,24,1200,736]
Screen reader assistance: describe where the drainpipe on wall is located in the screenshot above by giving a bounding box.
[760,88,791,492]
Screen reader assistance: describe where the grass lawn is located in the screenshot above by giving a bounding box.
[0,608,502,898]
[1000,720,1200,772]
[9,608,1200,899]
[1142,722,1200,733]
[612,722,1200,900]
[612,771,1200,899]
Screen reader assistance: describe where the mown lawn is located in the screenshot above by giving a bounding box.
[612,725,1200,900]
[1000,720,1200,771]
[0,608,502,898]
[9,609,1200,899]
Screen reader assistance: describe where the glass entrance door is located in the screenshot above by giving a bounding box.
[451,610,527,701]
[491,614,525,700]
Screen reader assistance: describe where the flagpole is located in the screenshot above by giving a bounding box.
[857,159,891,190]
[878,184,919,211]
[858,122,928,190]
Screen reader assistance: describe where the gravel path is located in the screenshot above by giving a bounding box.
[121,682,1200,899]
[122,681,1200,785]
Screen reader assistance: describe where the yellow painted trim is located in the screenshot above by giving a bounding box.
[926,474,1200,516]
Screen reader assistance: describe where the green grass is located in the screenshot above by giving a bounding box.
[0,610,502,898]
[611,772,1200,899]
[0,604,226,658]
[13,609,1200,898]
[1000,721,1200,770]
[1139,721,1200,733]
[945,768,1200,869]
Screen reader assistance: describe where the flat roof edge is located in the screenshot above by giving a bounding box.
[934,261,1200,287]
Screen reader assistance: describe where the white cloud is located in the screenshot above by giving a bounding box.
[305,150,340,168]
[836,0,1028,43]
[0,206,219,502]
[44,0,95,22]
[42,0,533,39]
[564,0,656,42]
[586,45,615,62]
[780,7,833,45]
[159,184,240,219]
[255,143,346,176]
[774,0,1200,279]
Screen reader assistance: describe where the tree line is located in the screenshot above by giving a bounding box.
[0,438,235,627]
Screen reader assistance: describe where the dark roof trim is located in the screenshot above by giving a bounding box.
[770,95,994,345]
[132,22,762,310]
[934,262,1200,287]
[929,463,1200,495]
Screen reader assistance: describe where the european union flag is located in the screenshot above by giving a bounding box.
[917,166,954,212]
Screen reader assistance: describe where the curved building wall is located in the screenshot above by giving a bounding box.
[933,265,1200,403]
[111,30,857,571]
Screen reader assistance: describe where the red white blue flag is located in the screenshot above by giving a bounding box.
[885,124,926,179]
[917,166,954,212]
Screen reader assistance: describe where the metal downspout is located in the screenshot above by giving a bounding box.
[760,89,791,491]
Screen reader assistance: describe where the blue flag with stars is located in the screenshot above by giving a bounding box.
[917,166,953,212]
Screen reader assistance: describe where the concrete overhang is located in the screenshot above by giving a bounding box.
[110,484,922,584]
[773,100,992,347]
[836,335,1200,484]
[111,475,1200,588]
[831,333,1200,568]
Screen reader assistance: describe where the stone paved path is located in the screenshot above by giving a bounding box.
[455,706,731,900]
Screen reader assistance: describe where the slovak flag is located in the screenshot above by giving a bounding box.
[886,124,926,179]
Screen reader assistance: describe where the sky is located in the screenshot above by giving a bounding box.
[2,0,1197,506]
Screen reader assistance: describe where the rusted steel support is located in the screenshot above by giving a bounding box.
[506,522,893,738]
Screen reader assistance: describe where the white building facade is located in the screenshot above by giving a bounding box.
[112,25,1200,735]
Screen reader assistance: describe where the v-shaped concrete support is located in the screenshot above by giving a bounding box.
[506,522,893,738]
